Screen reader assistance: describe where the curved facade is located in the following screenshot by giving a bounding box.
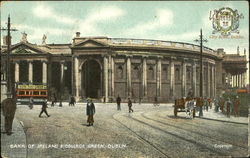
[1,34,230,102]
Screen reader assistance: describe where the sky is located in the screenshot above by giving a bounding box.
[1,1,249,83]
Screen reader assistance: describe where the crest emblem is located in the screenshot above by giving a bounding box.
[209,7,243,35]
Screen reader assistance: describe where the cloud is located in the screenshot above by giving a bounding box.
[15,24,71,43]
[33,3,76,24]
[125,8,174,37]
[77,5,125,36]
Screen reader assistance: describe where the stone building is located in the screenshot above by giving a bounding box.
[1,32,248,102]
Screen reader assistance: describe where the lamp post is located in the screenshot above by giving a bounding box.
[59,54,66,107]
[1,15,18,98]
[194,29,207,117]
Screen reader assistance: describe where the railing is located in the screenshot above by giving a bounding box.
[109,38,216,55]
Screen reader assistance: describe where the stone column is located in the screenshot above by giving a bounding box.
[126,56,132,97]
[156,57,162,97]
[192,60,197,97]
[213,66,216,97]
[237,74,239,88]
[60,61,65,86]
[243,72,246,87]
[28,61,33,83]
[111,56,115,97]
[74,56,79,99]
[207,63,210,98]
[42,61,47,84]
[14,61,19,83]
[170,57,175,99]
[182,58,187,97]
[211,65,215,97]
[142,56,147,97]
[104,55,109,102]
[108,55,115,99]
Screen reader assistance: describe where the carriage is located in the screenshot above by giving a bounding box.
[174,97,203,118]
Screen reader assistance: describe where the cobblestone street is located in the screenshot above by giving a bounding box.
[13,102,248,158]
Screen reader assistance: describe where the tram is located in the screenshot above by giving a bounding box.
[15,83,48,104]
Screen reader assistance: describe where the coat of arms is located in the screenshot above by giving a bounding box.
[209,7,243,36]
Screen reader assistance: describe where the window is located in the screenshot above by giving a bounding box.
[117,65,123,79]
[162,65,168,80]
[33,91,39,95]
[41,91,47,95]
[148,66,154,80]
[175,68,180,81]
[132,65,140,79]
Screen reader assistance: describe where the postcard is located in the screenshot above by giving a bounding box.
[1,1,249,158]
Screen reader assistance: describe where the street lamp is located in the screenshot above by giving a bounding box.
[194,29,207,117]
[1,15,18,98]
[59,54,66,107]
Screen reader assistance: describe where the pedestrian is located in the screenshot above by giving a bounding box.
[39,101,50,117]
[116,95,121,110]
[29,97,34,109]
[208,98,212,109]
[226,98,232,118]
[2,96,17,135]
[214,97,219,112]
[233,96,240,117]
[86,98,95,126]
[128,98,134,113]
[219,96,225,113]
[204,98,209,111]
[153,96,159,106]
[51,93,57,107]
[69,96,76,106]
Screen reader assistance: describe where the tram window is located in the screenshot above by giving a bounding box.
[18,91,25,95]
[25,91,30,95]
[41,91,47,95]
[33,91,39,95]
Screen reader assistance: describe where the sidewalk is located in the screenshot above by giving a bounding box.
[199,109,248,125]
[1,114,27,158]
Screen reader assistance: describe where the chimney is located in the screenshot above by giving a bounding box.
[76,32,80,38]
[3,35,11,46]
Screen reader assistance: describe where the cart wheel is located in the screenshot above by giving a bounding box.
[193,109,196,118]
[174,107,178,117]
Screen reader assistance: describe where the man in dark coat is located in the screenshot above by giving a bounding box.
[29,97,34,109]
[226,98,232,118]
[128,98,133,113]
[233,96,240,117]
[69,96,76,106]
[116,95,121,110]
[39,101,50,117]
[86,99,95,126]
[2,97,17,135]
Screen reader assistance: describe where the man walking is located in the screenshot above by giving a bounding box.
[86,98,95,126]
[2,96,17,135]
[69,96,76,106]
[128,98,134,113]
[39,101,50,117]
[234,96,240,117]
[226,98,232,118]
[116,95,121,110]
[29,97,34,109]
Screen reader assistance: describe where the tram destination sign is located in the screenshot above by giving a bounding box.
[17,84,47,90]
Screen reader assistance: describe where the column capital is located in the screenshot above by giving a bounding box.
[125,54,133,58]
[41,60,48,64]
[142,55,149,59]
[13,60,20,64]
[170,56,177,61]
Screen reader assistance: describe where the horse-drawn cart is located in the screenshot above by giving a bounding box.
[174,97,203,118]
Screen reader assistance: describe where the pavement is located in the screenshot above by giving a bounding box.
[0,102,248,158]
[1,114,27,158]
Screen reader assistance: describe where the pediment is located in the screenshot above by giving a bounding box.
[10,43,47,54]
[74,39,108,47]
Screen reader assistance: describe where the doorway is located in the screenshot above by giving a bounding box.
[82,60,101,98]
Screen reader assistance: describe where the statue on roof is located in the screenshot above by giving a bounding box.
[237,46,240,55]
[42,34,47,45]
[21,31,27,43]
[244,48,246,55]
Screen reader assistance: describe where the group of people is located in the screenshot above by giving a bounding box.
[214,96,240,117]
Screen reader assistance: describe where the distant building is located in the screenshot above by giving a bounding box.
[0,32,248,102]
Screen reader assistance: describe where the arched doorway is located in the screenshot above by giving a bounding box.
[82,60,101,98]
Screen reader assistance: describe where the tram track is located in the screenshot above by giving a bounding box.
[114,113,231,157]
[142,112,247,151]
[112,113,171,158]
